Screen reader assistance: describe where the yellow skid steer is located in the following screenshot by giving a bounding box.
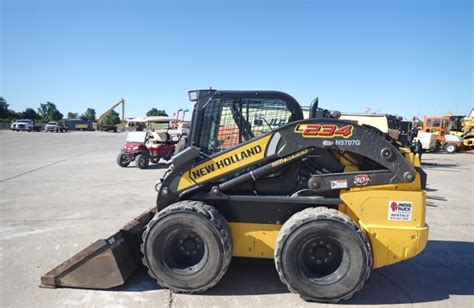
[41,89,428,302]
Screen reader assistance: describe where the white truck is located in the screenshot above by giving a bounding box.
[10,119,40,132]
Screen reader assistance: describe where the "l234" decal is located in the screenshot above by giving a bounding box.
[294,124,354,138]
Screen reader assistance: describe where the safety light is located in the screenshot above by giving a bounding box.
[188,91,199,102]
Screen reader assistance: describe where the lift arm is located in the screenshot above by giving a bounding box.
[97,99,125,126]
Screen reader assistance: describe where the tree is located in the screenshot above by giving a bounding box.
[81,108,96,121]
[103,110,121,126]
[38,102,63,122]
[21,108,41,120]
[146,108,168,117]
[67,112,79,119]
[0,97,9,118]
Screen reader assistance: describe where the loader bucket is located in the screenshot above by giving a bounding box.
[40,208,156,289]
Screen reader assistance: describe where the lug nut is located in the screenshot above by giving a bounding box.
[324,258,329,263]
[327,244,331,249]
[329,252,333,256]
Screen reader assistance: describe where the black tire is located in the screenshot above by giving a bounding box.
[116,153,130,167]
[141,201,232,293]
[135,153,149,169]
[275,207,372,303]
[445,144,457,154]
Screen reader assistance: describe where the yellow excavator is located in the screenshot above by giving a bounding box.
[41,90,428,303]
[94,99,125,132]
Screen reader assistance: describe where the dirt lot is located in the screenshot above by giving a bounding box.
[0,130,473,307]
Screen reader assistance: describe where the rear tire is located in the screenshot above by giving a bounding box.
[445,144,457,154]
[116,153,130,167]
[141,201,232,293]
[135,153,149,169]
[275,207,372,303]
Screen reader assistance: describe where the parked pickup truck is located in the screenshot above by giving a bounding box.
[10,119,42,132]
[44,121,68,133]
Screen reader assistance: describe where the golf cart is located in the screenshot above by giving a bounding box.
[116,131,175,169]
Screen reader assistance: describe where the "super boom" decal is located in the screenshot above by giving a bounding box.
[294,124,354,138]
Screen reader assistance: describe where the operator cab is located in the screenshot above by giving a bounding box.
[187,89,304,156]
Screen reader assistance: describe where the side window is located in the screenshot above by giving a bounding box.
[197,97,296,155]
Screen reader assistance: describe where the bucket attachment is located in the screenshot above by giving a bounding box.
[40,208,157,289]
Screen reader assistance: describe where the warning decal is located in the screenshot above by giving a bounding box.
[330,180,348,189]
[388,201,413,221]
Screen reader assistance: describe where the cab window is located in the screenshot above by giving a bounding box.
[197,97,298,155]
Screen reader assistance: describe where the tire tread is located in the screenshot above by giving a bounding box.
[141,201,232,293]
[274,206,372,303]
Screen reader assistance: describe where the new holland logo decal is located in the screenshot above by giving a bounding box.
[191,145,262,179]
[294,124,354,138]
[177,135,272,191]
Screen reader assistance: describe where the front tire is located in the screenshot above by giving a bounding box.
[445,144,457,154]
[116,153,130,167]
[275,207,372,303]
[141,201,232,293]
[135,153,149,169]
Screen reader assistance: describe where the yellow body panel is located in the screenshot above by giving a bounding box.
[229,187,428,268]
[229,222,281,259]
[339,189,428,268]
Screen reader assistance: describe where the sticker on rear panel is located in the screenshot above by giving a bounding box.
[388,201,413,221]
[330,180,348,189]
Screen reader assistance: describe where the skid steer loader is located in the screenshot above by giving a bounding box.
[41,89,429,303]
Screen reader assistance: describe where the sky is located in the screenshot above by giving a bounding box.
[1,0,472,120]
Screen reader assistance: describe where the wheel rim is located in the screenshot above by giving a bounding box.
[121,155,129,165]
[162,228,207,275]
[297,237,350,286]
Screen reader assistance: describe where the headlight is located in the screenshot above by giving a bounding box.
[188,91,199,102]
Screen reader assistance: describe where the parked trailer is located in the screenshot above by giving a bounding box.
[64,119,93,131]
